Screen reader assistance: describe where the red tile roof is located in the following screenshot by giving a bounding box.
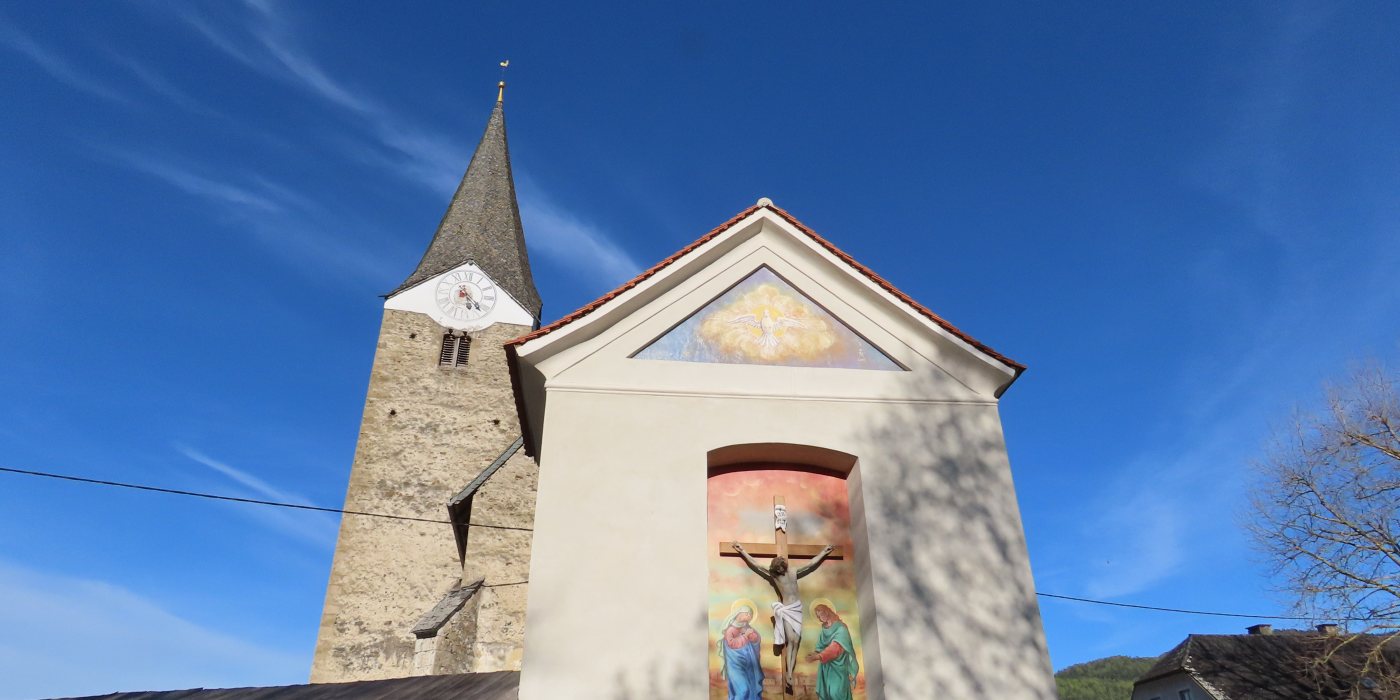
[505,202,1026,456]
[506,202,1024,373]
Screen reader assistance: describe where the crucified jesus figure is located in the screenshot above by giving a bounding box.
[731,540,835,695]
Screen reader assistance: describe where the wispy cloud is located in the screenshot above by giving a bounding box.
[0,18,130,104]
[179,446,311,506]
[176,3,462,190]
[0,558,304,699]
[181,0,369,122]
[1071,397,1260,601]
[173,5,265,72]
[1070,3,1400,608]
[1080,493,1187,600]
[1070,285,1397,607]
[1191,4,1337,248]
[174,1,640,285]
[110,53,220,117]
[255,31,375,117]
[106,148,398,284]
[517,175,646,285]
[116,152,287,213]
[177,446,338,548]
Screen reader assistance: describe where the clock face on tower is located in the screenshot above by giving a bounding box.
[435,270,498,322]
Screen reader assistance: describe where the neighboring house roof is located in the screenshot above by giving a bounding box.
[505,202,1024,374]
[387,99,542,318]
[1136,631,1400,700]
[51,672,520,700]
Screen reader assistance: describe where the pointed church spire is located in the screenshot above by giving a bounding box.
[390,85,541,318]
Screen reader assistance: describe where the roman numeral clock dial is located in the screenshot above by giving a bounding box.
[435,270,498,323]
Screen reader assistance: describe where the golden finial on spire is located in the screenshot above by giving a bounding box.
[497,60,509,103]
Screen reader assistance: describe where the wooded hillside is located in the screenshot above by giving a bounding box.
[1054,656,1157,700]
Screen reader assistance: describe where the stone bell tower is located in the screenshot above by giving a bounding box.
[311,82,542,682]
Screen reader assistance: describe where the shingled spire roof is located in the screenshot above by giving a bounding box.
[388,88,542,318]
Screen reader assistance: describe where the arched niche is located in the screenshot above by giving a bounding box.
[704,443,883,699]
[707,442,857,477]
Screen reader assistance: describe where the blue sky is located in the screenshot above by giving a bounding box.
[2,1,1398,697]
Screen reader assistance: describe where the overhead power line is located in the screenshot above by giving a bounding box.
[1034,592,1366,622]
[0,464,1379,623]
[0,465,531,532]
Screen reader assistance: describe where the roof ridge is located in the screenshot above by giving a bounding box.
[762,203,1024,374]
[506,203,761,348]
[506,202,1024,379]
[1136,636,1196,685]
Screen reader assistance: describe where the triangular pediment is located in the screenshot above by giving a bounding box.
[508,203,1024,457]
[633,266,902,370]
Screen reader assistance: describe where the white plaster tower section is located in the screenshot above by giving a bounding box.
[385,261,535,332]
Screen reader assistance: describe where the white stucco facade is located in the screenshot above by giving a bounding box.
[511,208,1056,699]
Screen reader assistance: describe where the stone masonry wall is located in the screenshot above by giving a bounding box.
[310,310,533,682]
[460,450,536,671]
[428,449,537,674]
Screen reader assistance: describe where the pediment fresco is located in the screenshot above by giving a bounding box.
[633,266,902,370]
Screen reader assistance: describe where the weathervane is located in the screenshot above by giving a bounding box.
[497,59,509,102]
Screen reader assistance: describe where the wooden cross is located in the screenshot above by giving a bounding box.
[717,496,845,562]
[718,496,844,697]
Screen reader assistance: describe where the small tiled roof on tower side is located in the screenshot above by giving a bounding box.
[387,93,542,318]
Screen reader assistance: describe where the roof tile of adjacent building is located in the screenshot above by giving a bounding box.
[49,671,519,700]
[1136,631,1400,699]
[388,98,542,318]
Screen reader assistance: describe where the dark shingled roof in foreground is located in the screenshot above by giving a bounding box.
[1137,631,1400,699]
[47,671,519,700]
[388,97,541,319]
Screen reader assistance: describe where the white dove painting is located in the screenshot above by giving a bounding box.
[634,266,901,369]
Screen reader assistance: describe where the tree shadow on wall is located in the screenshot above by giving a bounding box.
[849,373,1058,699]
[595,370,1058,700]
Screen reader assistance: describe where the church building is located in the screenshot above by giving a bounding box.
[312,82,1058,700]
[312,81,540,681]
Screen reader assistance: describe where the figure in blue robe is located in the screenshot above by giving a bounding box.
[718,605,766,699]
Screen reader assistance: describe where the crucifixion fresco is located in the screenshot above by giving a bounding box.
[709,470,865,699]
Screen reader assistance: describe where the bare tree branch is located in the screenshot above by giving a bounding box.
[1250,362,1400,690]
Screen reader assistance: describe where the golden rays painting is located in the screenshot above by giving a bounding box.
[634,267,901,370]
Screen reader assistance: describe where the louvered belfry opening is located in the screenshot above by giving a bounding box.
[439,333,456,366]
[455,335,471,366]
[439,332,470,369]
